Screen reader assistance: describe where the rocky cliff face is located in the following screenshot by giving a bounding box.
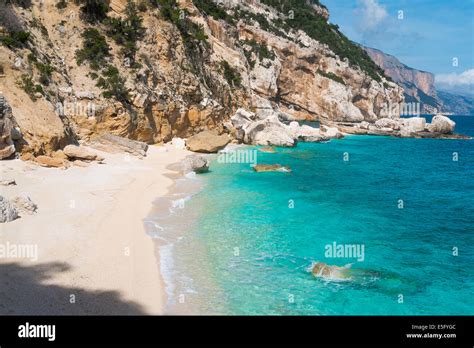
[0,0,403,158]
[364,46,442,114]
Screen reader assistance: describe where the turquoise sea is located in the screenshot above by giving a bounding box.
[149,115,474,315]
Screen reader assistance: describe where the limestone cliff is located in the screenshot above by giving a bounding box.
[363,46,442,114]
[0,0,404,158]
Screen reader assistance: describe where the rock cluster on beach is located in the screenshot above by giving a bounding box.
[0,194,37,223]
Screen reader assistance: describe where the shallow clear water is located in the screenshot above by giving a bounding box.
[155,115,474,315]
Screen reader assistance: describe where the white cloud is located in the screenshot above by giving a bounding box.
[436,69,474,86]
[355,0,388,31]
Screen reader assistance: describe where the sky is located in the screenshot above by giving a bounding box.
[323,0,474,95]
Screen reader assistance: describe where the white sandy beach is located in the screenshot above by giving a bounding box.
[0,145,190,315]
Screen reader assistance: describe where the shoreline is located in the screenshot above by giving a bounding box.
[0,144,190,314]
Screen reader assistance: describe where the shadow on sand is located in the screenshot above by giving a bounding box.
[0,262,146,315]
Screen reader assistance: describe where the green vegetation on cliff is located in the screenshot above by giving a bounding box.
[259,0,386,82]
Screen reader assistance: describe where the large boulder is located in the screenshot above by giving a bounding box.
[90,134,148,157]
[186,131,230,153]
[375,118,401,130]
[399,117,427,137]
[181,155,210,174]
[0,196,18,223]
[244,116,295,147]
[427,115,456,134]
[63,145,103,161]
[288,122,328,142]
[320,125,344,139]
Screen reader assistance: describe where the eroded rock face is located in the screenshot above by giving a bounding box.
[186,131,230,153]
[428,115,456,134]
[0,94,16,159]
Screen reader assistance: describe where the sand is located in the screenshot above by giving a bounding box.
[0,144,190,315]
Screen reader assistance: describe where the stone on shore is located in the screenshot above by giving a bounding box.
[252,164,291,172]
[427,115,456,134]
[90,134,148,157]
[0,179,16,186]
[64,145,104,161]
[186,130,230,153]
[11,194,38,215]
[0,195,18,223]
[35,155,69,168]
[181,155,210,174]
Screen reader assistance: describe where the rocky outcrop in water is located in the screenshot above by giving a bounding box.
[336,114,468,139]
[427,115,456,134]
[230,108,343,147]
[311,262,351,281]
[252,164,291,173]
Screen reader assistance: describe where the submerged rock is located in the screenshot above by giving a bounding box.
[0,195,18,223]
[186,131,230,153]
[252,164,291,172]
[181,155,210,174]
[311,262,351,281]
[259,146,276,153]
